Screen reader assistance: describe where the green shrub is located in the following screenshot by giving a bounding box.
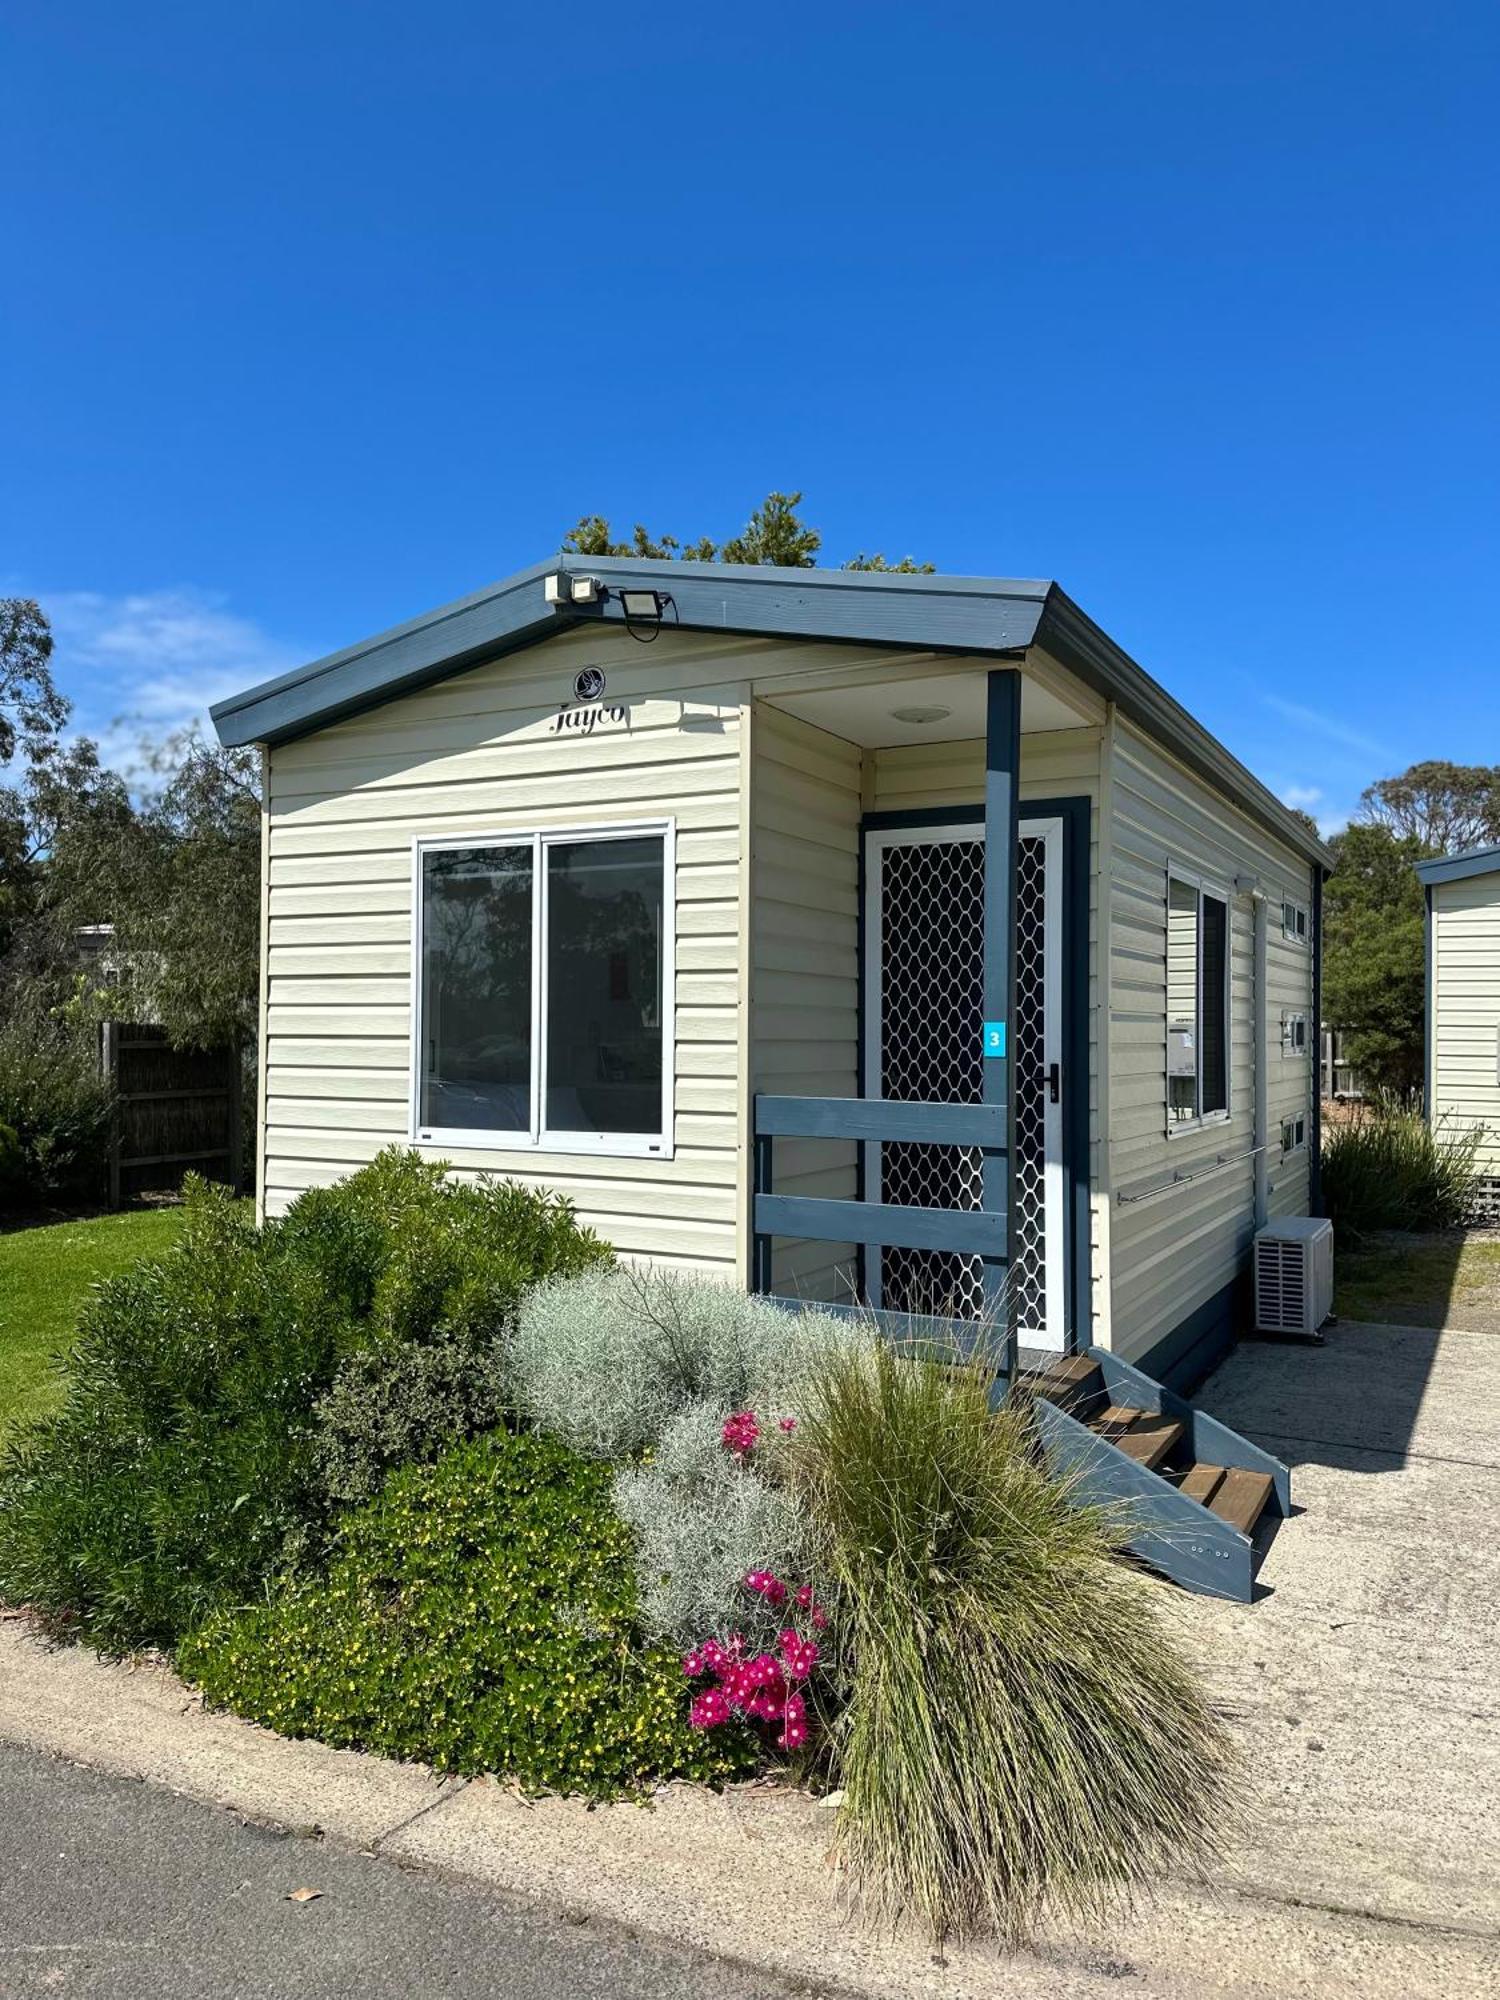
[0,1150,611,1650]
[510,1266,870,1461]
[277,1147,612,1343]
[1321,1106,1485,1236]
[0,1182,350,1648]
[313,1335,505,1507]
[179,1428,754,1798]
[0,1012,114,1211]
[0,1120,24,1201]
[797,1346,1237,1942]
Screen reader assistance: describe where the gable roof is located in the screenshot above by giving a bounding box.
[210,554,1332,868]
[1416,843,1500,887]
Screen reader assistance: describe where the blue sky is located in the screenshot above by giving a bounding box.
[3,2,1496,825]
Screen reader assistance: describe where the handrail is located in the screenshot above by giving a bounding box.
[1115,1144,1270,1206]
[752,1092,1010,1306]
[753,1093,1006,1148]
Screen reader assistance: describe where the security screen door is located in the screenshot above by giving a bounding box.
[862,818,1066,1351]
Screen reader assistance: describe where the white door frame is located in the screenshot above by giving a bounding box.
[862,815,1067,1350]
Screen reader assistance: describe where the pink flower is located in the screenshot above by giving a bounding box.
[794,1583,814,1610]
[700,1638,728,1674]
[681,1650,704,1679]
[721,1410,761,1458]
[690,1687,732,1730]
[779,1417,797,1434]
[743,1569,788,1606]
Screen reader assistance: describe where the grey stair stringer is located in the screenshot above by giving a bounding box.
[1027,1345,1292,1605]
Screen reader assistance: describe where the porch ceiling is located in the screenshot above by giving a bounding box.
[763,666,1089,748]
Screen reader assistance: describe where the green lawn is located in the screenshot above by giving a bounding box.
[1335,1232,1500,1333]
[0,1208,187,1434]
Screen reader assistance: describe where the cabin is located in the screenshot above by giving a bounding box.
[1417,844,1500,1222]
[213,558,1328,1599]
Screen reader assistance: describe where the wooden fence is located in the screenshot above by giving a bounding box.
[100,1024,244,1207]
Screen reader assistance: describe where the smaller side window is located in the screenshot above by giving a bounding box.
[1282,1010,1308,1057]
[1282,898,1308,944]
[1281,1113,1307,1155]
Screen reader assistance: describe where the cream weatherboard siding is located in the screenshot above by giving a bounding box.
[749,703,863,1299]
[866,723,1108,1347]
[261,622,759,1271]
[1429,870,1500,1179]
[1106,719,1315,1366]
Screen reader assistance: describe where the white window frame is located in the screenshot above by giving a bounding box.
[1165,864,1233,1138]
[1282,897,1309,945]
[409,819,676,1160]
[1281,1112,1307,1155]
[1282,1009,1309,1058]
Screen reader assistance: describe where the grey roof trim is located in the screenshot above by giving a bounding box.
[1031,588,1334,869]
[211,554,1330,868]
[1415,843,1500,887]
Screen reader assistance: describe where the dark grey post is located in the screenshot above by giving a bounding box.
[983,670,1020,1376]
[1310,865,1325,1215]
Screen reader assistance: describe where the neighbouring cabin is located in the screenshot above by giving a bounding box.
[1418,844,1500,1222]
[214,558,1327,1397]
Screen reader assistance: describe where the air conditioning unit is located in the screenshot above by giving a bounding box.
[1254,1217,1334,1338]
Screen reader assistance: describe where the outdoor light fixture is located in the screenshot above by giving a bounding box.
[889,704,952,725]
[618,587,673,642]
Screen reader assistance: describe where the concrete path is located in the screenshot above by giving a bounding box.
[1187,1315,1500,1937]
[1,1315,1497,1998]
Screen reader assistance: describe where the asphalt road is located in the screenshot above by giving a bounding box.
[0,1742,827,1999]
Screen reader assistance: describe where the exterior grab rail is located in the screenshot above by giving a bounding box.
[1115,1143,1270,1206]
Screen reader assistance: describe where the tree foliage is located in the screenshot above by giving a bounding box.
[1358,760,1500,855]
[1321,821,1430,1098]
[0,599,262,1051]
[0,600,68,768]
[563,491,933,574]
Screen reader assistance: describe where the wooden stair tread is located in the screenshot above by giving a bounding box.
[1094,1403,1144,1430]
[1040,1353,1098,1388]
[1091,1406,1184,1471]
[1179,1463,1225,1507]
[1208,1467,1276,1537]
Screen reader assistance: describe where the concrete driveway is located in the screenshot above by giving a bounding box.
[1188,1313,1500,1936]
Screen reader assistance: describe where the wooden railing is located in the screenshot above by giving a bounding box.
[751,1091,1008,1296]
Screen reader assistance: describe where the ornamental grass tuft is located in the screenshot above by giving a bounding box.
[179,1427,755,1800]
[796,1343,1238,1943]
[1321,1103,1485,1236]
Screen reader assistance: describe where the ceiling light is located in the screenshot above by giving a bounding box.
[889,704,952,725]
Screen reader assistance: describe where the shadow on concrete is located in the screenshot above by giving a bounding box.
[1203,1318,1454,1477]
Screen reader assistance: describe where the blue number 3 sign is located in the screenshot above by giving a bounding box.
[982,1021,1007,1060]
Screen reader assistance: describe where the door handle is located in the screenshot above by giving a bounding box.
[1040,1062,1061,1104]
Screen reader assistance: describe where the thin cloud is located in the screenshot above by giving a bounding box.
[1278,781,1353,840]
[36,588,301,779]
[1259,691,1392,763]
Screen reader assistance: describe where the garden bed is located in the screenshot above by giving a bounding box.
[0,1148,1237,1942]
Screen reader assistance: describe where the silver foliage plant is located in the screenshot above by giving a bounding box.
[509,1266,873,1646]
[508,1265,871,1461]
[614,1401,817,1648]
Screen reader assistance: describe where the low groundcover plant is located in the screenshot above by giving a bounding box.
[681,1568,831,1751]
[179,1427,754,1800]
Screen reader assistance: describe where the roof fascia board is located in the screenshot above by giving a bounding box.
[211,558,1050,749]
[1034,588,1334,870]
[1415,845,1500,887]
